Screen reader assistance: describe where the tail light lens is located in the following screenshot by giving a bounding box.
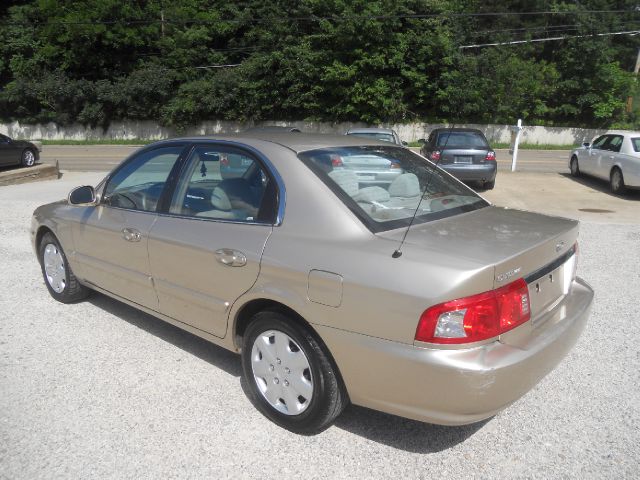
[485,151,496,161]
[220,155,229,167]
[429,150,441,162]
[415,278,531,344]
[330,154,343,167]
[390,161,401,169]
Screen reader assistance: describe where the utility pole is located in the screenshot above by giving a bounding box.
[626,47,640,113]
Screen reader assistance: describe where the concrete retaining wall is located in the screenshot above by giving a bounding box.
[0,120,610,145]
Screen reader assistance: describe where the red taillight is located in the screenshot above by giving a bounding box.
[330,154,343,167]
[415,278,530,344]
[220,155,229,167]
[485,151,496,161]
[390,161,401,169]
[429,150,441,162]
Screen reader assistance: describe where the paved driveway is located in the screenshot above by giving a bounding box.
[1,172,638,479]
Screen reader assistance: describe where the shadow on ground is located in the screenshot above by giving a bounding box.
[88,291,489,451]
[560,172,640,201]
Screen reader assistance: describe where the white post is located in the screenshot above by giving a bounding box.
[511,118,522,172]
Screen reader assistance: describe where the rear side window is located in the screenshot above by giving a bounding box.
[299,146,488,233]
[632,138,640,152]
[436,131,489,149]
[169,145,277,223]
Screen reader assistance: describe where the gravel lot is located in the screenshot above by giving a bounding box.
[1,172,639,479]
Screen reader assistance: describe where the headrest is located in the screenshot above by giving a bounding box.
[210,186,232,211]
[388,173,420,198]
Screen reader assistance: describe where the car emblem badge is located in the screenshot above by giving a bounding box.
[555,241,565,252]
[496,267,522,283]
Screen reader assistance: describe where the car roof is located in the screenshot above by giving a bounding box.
[155,133,393,154]
[602,130,640,136]
[431,128,484,134]
[346,128,395,134]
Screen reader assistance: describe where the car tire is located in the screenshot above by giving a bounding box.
[570,156,580,177]
[39,232,90,303]
[610,167,626,195]
[241,310,348,434]
[483,179,495,190]
[21,148,36,167]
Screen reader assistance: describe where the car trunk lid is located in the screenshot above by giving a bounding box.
[377,206,579,321]
[439,148,488,165]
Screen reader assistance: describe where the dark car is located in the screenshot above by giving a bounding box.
[419,128,496,189]
[0,133,41,168]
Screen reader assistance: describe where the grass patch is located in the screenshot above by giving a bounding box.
[407,141,576,150]
[39,139,154,145]
[492,142,576,150]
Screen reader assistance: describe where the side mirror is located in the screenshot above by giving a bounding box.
[417,139,426,144]
[68,185,96,205]
[582,142,590,148]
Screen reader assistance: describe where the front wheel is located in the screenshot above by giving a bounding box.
[241,311,348,434]
[610,168,626,195]
[570,156,580,177]
[21,149,36,167]
[39,232,89,303]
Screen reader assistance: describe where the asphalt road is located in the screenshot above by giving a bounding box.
[37,145,572,173]
[1,172,639,478]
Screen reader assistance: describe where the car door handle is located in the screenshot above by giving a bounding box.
[215,248,247,267]
[122,228,142,242]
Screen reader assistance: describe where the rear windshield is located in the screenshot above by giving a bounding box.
[436,131,489,149]
[347,132,396,144]
[631,138,640,152]
[298,146,489,232]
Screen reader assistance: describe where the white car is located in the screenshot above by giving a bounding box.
[569,131,640,194]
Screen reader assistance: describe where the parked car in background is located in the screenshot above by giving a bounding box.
[32,133,592,434]
[419,128,497,190]
[345,127,405,146]
[569,131,640,194]
[0,133,42,168]
[244,126,302,133]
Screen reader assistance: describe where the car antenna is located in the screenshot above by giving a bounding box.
[392,123,455,258]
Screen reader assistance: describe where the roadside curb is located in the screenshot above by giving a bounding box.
[0,163,59,186]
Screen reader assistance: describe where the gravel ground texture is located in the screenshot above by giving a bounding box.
[1,172,639,479]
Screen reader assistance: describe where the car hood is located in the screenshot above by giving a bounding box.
[377,205,579,288]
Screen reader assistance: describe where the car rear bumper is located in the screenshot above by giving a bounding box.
[440,163,497,183]
[316,277,593,425]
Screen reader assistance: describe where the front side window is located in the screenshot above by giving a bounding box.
[103,145,184,212]
[591,135,608,149]
[299,146,488,232]
[169,145,276,223]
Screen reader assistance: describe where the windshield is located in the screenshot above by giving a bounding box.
[347,132,396,144]
[299,146,488,232]
[436,131,488,149]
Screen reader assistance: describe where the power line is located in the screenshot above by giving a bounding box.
[0,9,638,27]
[460,29,640,49]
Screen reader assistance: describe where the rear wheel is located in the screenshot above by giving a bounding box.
[570,156,580,177]
[21,149,36,167]
[610,168,626,195]
[39,232,89,303]
[241,311,347,434]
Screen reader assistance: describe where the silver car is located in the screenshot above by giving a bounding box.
[32,133,593,434]
[343,128,406,185]
[569,130,640,194]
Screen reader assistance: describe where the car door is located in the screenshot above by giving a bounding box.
[598,134,623,178]
[147,143,279,337]
[0,134,17,166]
[582,134,608,175]
[71,144,187,309]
